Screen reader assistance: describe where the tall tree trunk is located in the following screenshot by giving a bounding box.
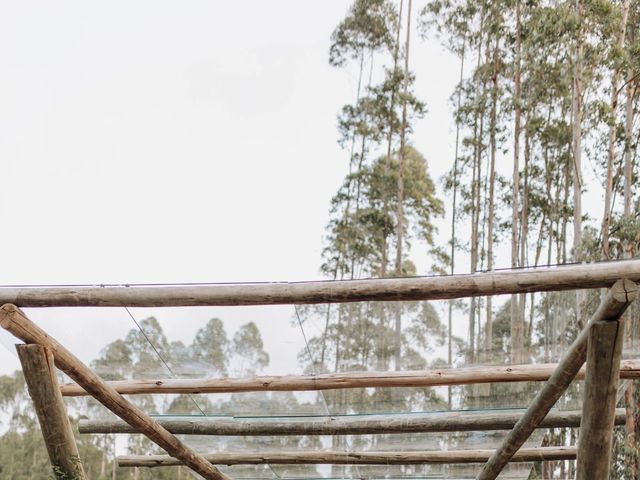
[381,0,404,278]
[377,0,404,374]
[485,31,499,358]
[572,0,584,327]
[469,150,480,362]
[394,0,413,371]
[468,7,485,365]
[603,0,631,259]
[622,8,636,474]
[510,0,523,364]
[521,118,531,342]
[448,35,466,409]
[112,435,117,480]
[350,51,376,279]
[623,62,635,219]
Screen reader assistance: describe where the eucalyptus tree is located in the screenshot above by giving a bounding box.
[230,322,270,375]
[328,0,398,281]
[190,317,229,376]
[421,0,504,362]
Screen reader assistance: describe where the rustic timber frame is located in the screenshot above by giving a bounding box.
[1,260,639,480]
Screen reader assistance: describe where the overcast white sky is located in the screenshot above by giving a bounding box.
[0,1,604,376]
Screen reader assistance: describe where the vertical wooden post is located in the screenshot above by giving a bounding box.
[477,279,638,480]
[576,318,625,479]
[17,344,86,480]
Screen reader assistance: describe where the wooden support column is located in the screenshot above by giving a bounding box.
[576,316,626,478]
[17,344,86,480]
[477,279,638,480]
[0,304,231,480]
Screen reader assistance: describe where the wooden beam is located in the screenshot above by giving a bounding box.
[576,318,626,479]
[116,446,577,467]
[477,278,638,480]
[1,260,640,307]
[79,408,627,436]
[0,304,231,480]
[17,344,86,480]
[59,359,640,397]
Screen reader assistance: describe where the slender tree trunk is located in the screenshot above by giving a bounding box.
[603,0,631,259]
[469,146,478,361]
[624,64,635,219]
[572,0,584,328]
[394,0,413,371]
[377,0,404,375]
[468,7,485,364]
[381,0,404,278]
[448,35,466,409]
[395,0,412,276]
[520,116,531,342]
[544,150,554,361]
[485,31,499,358]
[112,435,117,480]
[510,0,523,364]
[623,12,636,475]
[561,142,571,265]
[625,382,637,477]
[350,51,376,279]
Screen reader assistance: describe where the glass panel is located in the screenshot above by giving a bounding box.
[0,289,606,478]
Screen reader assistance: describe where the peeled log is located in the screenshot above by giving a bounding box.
[60,359,640,397]
[117,447,577,467]
[80,408,627,436]
[1,260,640,307]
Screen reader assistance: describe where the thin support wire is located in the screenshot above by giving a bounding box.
[293,304,331,417]
[124,307,207,416]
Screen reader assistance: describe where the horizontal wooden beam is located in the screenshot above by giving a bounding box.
[477,278,639,480]
[61,359,640,397]
[2,260,640,307]
[0,304,231,480]
[79,408,626,436]
[117,446,577,467]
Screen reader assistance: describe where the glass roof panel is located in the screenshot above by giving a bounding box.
[1,290,610,478]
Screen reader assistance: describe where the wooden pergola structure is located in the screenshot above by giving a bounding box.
[2,259,640,480]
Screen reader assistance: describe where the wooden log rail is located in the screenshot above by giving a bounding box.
[0,304,231,480]
[80,408,627,436]
[1,260,640,307]
[61,359,640,397]
[477,279,639,480]
[116,447,577,467]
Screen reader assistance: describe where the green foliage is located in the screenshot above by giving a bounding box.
[329,0,397,67]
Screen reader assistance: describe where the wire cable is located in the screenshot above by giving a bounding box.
[293,304,331,417]
[124,306,208,416]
